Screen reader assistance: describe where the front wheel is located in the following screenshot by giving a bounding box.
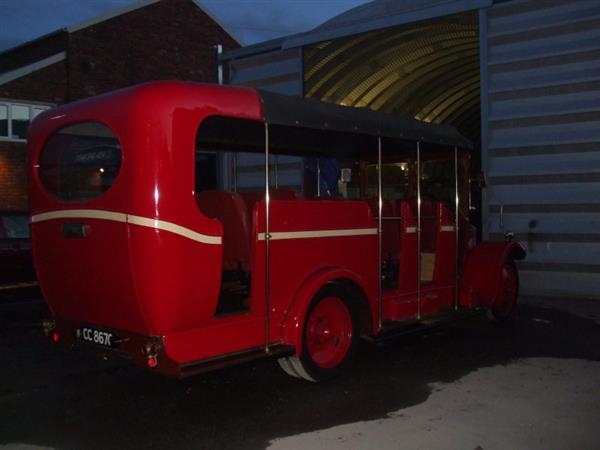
[279,283,358,382]
[487,262,519,322]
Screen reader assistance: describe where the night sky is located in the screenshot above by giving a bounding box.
[0,0,370,52]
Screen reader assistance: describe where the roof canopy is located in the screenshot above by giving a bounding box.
[258,89,472,149]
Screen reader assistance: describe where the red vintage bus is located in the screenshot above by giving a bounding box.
[28,81,525,381]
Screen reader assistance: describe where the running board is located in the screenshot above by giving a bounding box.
[178,344,295,378]
[364,308,486,346]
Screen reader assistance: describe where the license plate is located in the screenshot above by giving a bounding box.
[76,327,119,348]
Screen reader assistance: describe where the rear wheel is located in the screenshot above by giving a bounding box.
[487,262,519,322]
[279,283,358,382]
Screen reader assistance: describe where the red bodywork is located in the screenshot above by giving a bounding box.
[28,81,525,376]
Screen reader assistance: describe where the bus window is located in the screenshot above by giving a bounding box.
[38,122,121,202]
[419,154,456,284]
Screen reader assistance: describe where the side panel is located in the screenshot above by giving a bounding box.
[482,0,600,299]
[254,200,379,345]
[460,240,525,307]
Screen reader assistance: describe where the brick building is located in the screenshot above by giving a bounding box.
[0,0,239,211]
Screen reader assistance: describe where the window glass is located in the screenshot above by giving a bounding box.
[366,162,410,199]
[0,105,7,137]
[38,122,122,202]
[0,214,30,239]
[11,105,29,139]
[421,158,455,210]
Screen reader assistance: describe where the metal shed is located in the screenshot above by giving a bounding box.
[220,0,600,300]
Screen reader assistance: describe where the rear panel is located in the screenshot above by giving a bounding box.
[32,217,147,333]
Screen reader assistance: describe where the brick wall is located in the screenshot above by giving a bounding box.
[0,62,67,103]
[0,0,239,211]
[67,0,239,99]
[0,142,28,211]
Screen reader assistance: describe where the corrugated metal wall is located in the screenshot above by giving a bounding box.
[229,48,303,95]
[483,0,600,299]
[227,48,304,191]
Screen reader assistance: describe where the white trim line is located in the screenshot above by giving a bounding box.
[31,209,127,224]
[0,52,66,86]
[405,226,417,233]
[441,225,455,232]
[258,227,377,241]
[127,214,221,245]
[30,209,221,245]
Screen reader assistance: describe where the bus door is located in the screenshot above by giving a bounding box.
[418,144,460,316]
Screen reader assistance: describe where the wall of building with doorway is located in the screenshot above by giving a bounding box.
[222,0,600,300]
[0,0,240,211]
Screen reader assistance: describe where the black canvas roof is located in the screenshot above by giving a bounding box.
[258,89,472,150]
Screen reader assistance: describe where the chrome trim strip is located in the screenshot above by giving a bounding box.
[30,209,222,245]
[257,227,378,241]
[441,225,455,232]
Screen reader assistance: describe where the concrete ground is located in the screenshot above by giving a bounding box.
[1,290,599,450]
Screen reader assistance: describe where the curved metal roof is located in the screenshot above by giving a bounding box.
[304,12,480,142]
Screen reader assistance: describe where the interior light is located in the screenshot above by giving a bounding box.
[99,167,105,173]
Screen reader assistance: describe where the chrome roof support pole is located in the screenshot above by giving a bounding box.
[316,157,321,198]
[264,122,271,353]
[416,141,421,321]
[377,136,383,332]
[232,152,238,192]
[454,146,460,311]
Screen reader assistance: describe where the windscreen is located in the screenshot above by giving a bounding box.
[38,122,122,202]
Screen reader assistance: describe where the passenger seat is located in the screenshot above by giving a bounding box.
[196,191,252,273]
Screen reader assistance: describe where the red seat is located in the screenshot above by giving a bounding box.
[196,191,251,272]
[420,201,436,252]
[272,188,303,200]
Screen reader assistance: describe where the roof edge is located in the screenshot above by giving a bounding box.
[0,52,66,86]
[192,0,244,46]
[283,0,492,49]
[66,0,161,33]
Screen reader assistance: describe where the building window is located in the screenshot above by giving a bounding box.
[0,101,53,141]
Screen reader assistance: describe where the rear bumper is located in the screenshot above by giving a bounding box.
[43,316,295,379]
[43,316,181,377]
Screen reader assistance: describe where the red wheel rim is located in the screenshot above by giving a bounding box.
[306,296,353,369]
[494,264,518,317]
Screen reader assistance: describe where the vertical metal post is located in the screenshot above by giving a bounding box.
[274,155,279,189]
[232,152,238,192]
[316,158,321,198]
[416,141,421,321]
[264,123,271,353]
[215,44,223,85]
[454,146,459,311]
[377,136,383,331]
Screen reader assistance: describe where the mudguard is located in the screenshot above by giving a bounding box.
[280,267,373,356]
[460,240,526,308]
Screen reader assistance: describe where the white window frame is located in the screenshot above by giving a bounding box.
[0,100,54,142]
